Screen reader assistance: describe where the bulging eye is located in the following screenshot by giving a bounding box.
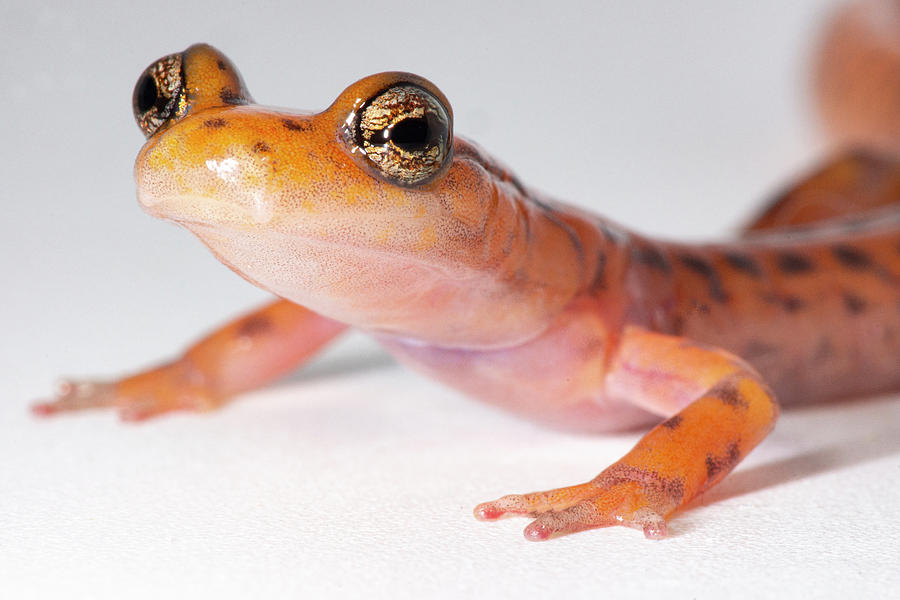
[354,84,452,186]
[132,53,185,138]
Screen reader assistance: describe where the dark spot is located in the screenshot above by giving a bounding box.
[631,245,671,273]
[219,88,246,105]
[252,141,271,153]
[281,118,309,132]
[520,208,533,248]
[595,464,685,505]
[813,337,834,362]
[237,316,271,338]
[690,299,711,314]
[758,292,806,312]
[216,59,228,71]
[832,245,873,270]
[678,254,713,275]
[661,415,682,429]
[705,443,741,481]
[843,293,868,314]
[777,252,815,274]
[590,252,607,290]
[781,296,806,312]
[678,254,729,302]
[204,118,227,128]
[709,380,748,409]
[724,252,762,277]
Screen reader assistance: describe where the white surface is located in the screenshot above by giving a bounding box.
[2,1,899,598]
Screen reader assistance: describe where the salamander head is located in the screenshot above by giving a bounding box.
[132,45,583,347]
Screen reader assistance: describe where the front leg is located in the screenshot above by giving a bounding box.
[33,299,347,421]
[475,326,779,540]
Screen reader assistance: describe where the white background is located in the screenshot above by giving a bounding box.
[3,1,899,598]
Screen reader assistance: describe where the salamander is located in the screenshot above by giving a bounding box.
[33,1,900,540]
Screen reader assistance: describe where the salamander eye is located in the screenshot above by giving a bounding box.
[132,53,185,138]
[354,84,452,186]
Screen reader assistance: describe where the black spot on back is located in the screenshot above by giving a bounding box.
[204,118,227,128]
[631,245,671,273]
[777,252,815,274]
[216,59,228,71]
[832,245,873,270]
[591,252,607,290]
[678,254,729,303]
[843,293,868,315]
[252,141,271,153]
[281,118,309,132]
[781,296,806,313]
[691,299,711,314]
[724,252,762,277]
[759,293,807,313]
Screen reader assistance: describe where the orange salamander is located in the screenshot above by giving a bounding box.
[33,2,900,540]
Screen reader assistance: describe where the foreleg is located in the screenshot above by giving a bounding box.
[33,299,347,421]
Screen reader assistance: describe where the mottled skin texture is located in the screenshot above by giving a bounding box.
[34,12,900,539]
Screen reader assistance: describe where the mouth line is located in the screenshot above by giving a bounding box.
[169,211,480,286]
[141,189,483,286]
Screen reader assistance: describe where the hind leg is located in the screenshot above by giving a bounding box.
[475,327,779,540]
[745,151,900,232]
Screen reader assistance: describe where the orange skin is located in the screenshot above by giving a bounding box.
[815,0,900,156]
[33,15,900,540]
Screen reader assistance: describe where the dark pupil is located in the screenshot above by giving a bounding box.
[374,117,430,151]
[136,74,158,113]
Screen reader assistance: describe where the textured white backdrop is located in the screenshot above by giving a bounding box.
[2,1,899,598]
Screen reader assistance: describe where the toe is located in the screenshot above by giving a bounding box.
[522,500,608,541]
[32,379,116,416]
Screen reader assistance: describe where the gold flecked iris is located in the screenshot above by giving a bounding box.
[132,53,186,138]
[356,85,451,186]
